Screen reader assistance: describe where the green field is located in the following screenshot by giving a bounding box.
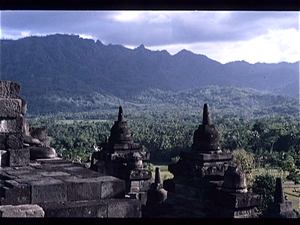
[153,163,294,182]
[57,119,109,124]
[252,168,290,181]
[284,185,300,213]
[150,162,173,181]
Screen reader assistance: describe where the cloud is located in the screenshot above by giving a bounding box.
[0,11,299,63]
[1,11,298,44]
[0,11,114,39]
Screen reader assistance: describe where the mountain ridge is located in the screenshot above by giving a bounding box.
[0,34,299,116]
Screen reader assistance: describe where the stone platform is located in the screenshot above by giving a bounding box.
[0,157,141,217]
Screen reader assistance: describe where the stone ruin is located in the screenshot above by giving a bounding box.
[212,166,262,218]
[0,81,298,218]
[162,104,234,217]
[263,178,297,218]
[158,104,271,218]
[90,106,153,204]
[0,81,141,217]
[143,167,168,217]
[0,81,28,167]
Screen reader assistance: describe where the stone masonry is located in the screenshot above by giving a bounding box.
[163,104,233,217]
[91,106,153,205]
[212,166,262,218]
[263,178,297,218]
[0,81,141,217]
[2,81,296,218]
[0,81,28,167]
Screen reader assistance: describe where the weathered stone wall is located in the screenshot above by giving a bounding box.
[0,81,27,167]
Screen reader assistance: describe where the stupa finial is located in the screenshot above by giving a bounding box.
[155,167,162,185]
[274,178,285,203]
[118,106,124,122]
[202,103,211,125]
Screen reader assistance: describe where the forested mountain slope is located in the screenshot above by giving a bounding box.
[1,34,299,117]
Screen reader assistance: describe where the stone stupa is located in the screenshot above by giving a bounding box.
[212,166,262,218]
[91,106,153,204]
[163,103,233,217]
[168,103,233,180]
[264,178,297,218]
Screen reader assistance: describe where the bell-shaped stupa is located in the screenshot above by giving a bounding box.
[192,104,221,153]
[91,106,153,204]
[163,103,233,217]
[212,165,262,218]
[107,106,140,151]
[168,103,233,180]
[222,166,247,193]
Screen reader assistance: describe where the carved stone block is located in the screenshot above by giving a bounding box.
[175,183,203,199]
[0,81,21,99]
[27,178,67,204]
[213,190,262,209]
[0,204,44,217]
[0,117,23,133]
[213,206,259,218]
[7,148,30,167]
[96,176,125,199]
[38,202,70,217]
[0,99,22,118]
[40,200,108,218]
[110,152,127,162]
[63,200,108,217]
[125,169,152,180]
[64,176,101,201]
[107,199,141,218]
[6,133,23,149]
[0,180,31,205]
[180,151,233,162]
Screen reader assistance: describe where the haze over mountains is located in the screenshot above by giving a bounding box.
[0,34,299,117]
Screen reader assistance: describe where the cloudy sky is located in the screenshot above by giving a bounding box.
[0,11,299,64]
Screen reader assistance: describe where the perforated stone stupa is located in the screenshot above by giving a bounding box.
[163,103,233,217]
[91,106,153,204]
[167,104,232,180]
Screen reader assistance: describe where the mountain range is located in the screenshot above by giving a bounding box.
[0,34,299,117]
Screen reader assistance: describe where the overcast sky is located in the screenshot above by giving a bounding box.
[0,11,299,64]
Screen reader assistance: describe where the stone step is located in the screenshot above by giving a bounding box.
[0,204,44,217]
[40,199,141,218]
[0,158,126,205]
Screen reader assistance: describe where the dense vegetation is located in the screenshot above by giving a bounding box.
[28,107,300,183]
[22,85,299,118]
[251,174,276,212]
